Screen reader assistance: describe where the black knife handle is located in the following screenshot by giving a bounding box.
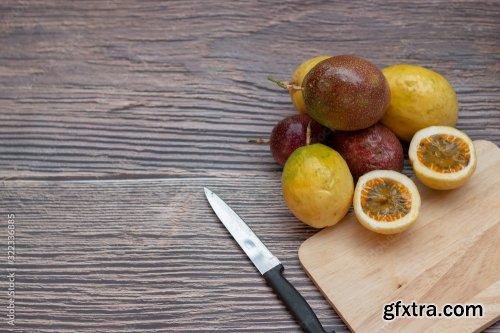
[263,264,334,333]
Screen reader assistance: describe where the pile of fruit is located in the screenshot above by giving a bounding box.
[267,55,477,234]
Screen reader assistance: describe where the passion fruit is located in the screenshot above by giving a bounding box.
[381,64,458,141]
[353,170,421,234]
[282,144,353,228]
[409,126,476,190]
[329,123,404,179]
[302,55,390,131]
[270,114,330,166]
[289,56,331,114]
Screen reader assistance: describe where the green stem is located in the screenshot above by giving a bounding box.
[267,76,290,90]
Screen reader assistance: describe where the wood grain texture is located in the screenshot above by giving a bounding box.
[0,1,499,332]
[299,141,500,333]
[1,176,345,332]
[0,0,499,179]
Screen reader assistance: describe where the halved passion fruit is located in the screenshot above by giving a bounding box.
[409,126,477,190]
[353,170,421,234]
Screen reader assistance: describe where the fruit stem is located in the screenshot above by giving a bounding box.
[247,138,270,144]
[306,120,312,145]
[267,76,302,91]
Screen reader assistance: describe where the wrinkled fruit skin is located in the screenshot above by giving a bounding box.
[270,114,329,166]
[303,55,390,131]
[282,144,354,228]
[330,123,404,179]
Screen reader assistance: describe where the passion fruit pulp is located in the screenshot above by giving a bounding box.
[354,170,420,234]
[416,134,470,173]
[409,126,477,190]
[360,177,412,222]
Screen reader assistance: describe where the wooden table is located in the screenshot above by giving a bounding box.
[1,1,498,332]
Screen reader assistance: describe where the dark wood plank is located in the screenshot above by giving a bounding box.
[0,177,346,332]
[0,0,499,179]
[0,1,499,332]
[1,177,499,332]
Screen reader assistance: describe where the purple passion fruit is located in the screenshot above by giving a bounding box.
[330,123,404,179]
[303,55,390,131]
[289,56,331,114]
[270,114,330,166]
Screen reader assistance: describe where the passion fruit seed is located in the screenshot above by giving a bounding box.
[409,126,477,190]
[417,134,470,173]
[354,170,420,234]
[360,178,411,222]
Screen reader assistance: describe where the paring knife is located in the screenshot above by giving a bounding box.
[204,187,334,333]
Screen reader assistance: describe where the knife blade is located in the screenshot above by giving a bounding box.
[204,187,334,333]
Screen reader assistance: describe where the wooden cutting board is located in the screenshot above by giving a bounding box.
[299,140,500,333]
